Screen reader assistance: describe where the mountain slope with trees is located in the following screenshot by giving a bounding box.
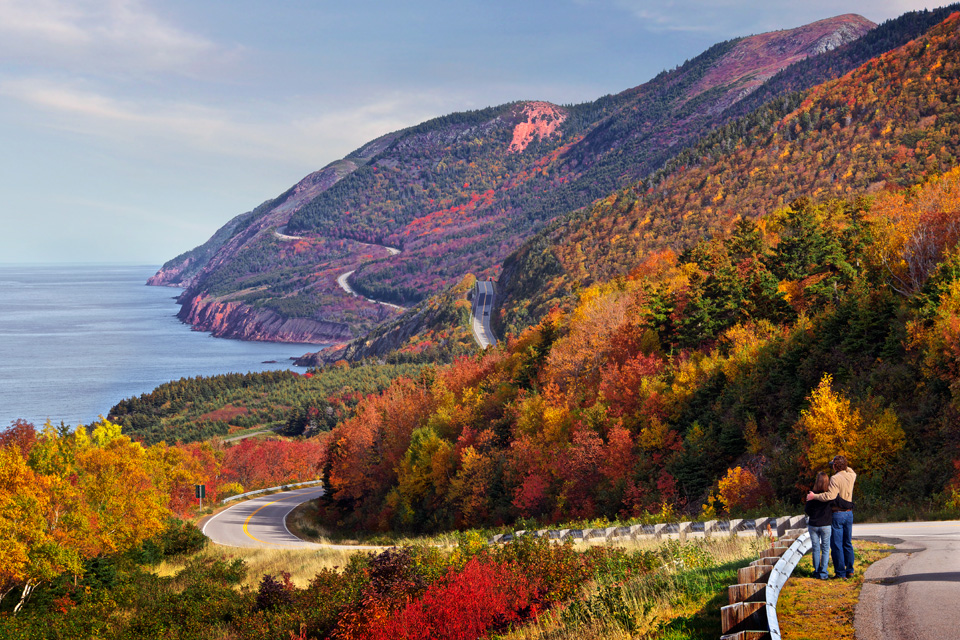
[152,15,873,344]
[306,13,960,533]
[498,7,960,336]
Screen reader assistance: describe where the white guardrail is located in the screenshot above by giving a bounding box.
[220,479,323,504]
[765,531,812,640]
[720,524,811,640]
[489,515,807,544]
[486,513,812,640]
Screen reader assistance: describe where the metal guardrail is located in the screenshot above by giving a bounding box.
[489,515,807,545]
[719,522,811,640]
[219,479,323,504]
[765,532,811,640]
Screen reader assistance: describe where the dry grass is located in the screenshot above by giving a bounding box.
[152,544,366,589]
[776,540,892,640]
[285,500,463,548]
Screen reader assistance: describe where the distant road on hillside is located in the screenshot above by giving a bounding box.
[334,243,405,311]
[471,281,497,349]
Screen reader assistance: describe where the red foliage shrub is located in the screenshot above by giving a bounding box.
[367,557,535,640]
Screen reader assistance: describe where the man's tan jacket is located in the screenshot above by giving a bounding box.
[812,467,857,504]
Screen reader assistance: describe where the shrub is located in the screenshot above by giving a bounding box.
[255,573,296,612]
[368,557,535,640]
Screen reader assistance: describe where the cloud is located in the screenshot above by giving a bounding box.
[0,0,234,76]
[0,76,454,168]
[590,0,944,34]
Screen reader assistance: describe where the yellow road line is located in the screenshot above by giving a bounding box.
[242,492,303,545]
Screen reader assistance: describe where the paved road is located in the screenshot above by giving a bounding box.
[334,243,406,311]
[203,486,328,548]
[854,520,960,640]
[471,280,497,348]
[274,226,304,241]
[202,486,385,550]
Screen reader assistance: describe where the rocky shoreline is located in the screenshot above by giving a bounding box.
[176,293,352,345]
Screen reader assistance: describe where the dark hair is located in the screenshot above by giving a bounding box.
[813,471,830,493]
[830,455,848,472]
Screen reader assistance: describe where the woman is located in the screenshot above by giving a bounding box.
[805,471,833,580]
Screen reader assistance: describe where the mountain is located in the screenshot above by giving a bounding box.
[311,13,960,532]
[151,15,873,344]
[497,7,960,337]
[298,6,960,363]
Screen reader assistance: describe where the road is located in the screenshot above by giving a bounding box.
[854,520,960,640]
[273,226,304,241]
[202,485,384,550]
[334,243,405,311]
[471,280,497,348]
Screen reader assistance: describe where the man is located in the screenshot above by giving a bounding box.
[806,455,857,578]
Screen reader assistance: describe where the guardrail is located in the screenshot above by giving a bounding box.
[720,522,811,640]
[220,480,323,504]
[488,515,808,544]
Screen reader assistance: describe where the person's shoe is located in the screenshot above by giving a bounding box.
[830,575,845,579]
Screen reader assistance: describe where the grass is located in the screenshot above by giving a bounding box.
[775,540,893,640]
[285,500,465,548]
[495,537,768,640]
[152,544,366,589]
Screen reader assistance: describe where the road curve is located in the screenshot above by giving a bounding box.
[202,485,383,550]
[854,520,960,640]
[335,243,406,311]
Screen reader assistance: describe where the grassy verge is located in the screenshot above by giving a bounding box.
[496,537,768,640]
[776,540,893,640]
[285,500,467,547]
[151,543,365,589]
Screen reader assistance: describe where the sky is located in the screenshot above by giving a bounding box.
[0,0,949,265]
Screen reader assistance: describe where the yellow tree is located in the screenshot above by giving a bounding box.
[798,374,904,475]
[0,446,82,614]
[2,419,173,614]
[798,374,860,469]
[74,436,169,554]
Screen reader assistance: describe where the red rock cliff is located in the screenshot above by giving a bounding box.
[177,293,354,344]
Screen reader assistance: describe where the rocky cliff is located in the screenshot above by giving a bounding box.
[178,294,353,344]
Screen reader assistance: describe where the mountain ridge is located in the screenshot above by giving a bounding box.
[151,14,874,346]
[495,9,960,337]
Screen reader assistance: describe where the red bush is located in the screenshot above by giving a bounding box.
[367,557,535,640]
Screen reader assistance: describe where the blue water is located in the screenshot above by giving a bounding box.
[0,264,325,427]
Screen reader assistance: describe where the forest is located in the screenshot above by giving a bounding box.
[0,417,327,615]
[108,363,424,445]
[318,168,960,533]
[499,10,960,337]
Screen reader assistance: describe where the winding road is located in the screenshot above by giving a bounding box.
[334,244,406,311]
[203,486,326,548]
[273,227,404,311]
[854,520,960,640]
[202,485,383,550]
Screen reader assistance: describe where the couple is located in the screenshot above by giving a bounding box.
[804,455,857,580]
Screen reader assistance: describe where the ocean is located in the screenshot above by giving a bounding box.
[0,264,326,427]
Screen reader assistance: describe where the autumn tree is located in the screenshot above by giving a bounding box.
[0,418,175,614]
[797,374,904,476]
